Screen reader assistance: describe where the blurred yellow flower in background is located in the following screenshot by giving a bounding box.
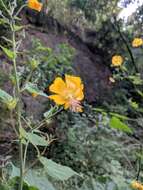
[132,38,143,47]
[49,75,84,112]
[111,55,123,67]
[28,0,43,12]
[131,181,143,190]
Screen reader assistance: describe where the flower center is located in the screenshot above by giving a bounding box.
[69,98,83,112]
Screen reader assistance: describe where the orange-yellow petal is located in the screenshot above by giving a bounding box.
[49,77,66,95]
[132,38,143,47]
[74,88,84,100]
[65,75,82,89]
[64,102,70,109]
[77,107,83,112]
[49,75,84,112]
[111,55,123,67]
[49,95,66,105]
[131,181,143,190]
[28,0,43,12]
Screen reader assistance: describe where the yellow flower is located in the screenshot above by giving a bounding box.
[49,75,84,112]
[109,77,115,83]
[111,55,123,67]
[132,38,143,47]
[131,181,143,190]
[28,0,43,12]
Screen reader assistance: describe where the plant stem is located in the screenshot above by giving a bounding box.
[112,17,138,72]
[23,141,29,170]
[19,140,23,190]
[0,0,10,15]
[11,19,24,190]
[136,145,142,180]
[10,111,19,137]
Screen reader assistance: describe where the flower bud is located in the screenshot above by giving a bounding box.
[29,58,39,70]
[6,98,17,110]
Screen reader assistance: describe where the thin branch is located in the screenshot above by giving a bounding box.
[112,17,138,72]
[0,0,10,16]
[15,4,26,17]
[10,111,19,137]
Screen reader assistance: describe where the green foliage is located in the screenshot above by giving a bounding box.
[39,156,79,181]
[0,2,78,190]
[77,178,132,190]
[25,132,49,146]
[1,1,143,190]
[109,116,132,133]
[0,89,13,102]
[69,0,119,23]
[22,38,74,89]
[9,164,56,190]
[47,0,120,31]
[24,170,56,190]
[48,106,139,190]
[0,45,15,60]
[24,82,48,97]
[6,158,79,189]
[4,177,40,190]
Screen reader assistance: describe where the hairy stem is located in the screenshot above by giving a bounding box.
[11,19,23,190]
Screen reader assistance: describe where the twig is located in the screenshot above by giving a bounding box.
[112,17,138,72]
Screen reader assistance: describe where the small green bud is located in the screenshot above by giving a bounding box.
[6,98,17,110]
[10,75,16,86]
[30,58,39,70]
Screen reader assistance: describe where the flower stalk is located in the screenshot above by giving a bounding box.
[11,16,24,190]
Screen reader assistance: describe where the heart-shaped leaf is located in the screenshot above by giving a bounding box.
[39,156,80,181]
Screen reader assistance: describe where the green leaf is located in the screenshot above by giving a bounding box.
[10,165,56,190]
[0,183,9,190]
[93,108,107,115]
[24,83,48,98]
[1,36,13,44]
[0,18,8,25]
[19,127,49,146]
[0,89,17,110]
[19,127,27,138]
[25,170,56,190]
[39,156,79,181]
[14,25,25,32]
[0,45,15,60]
[10,163,20,179]
[137,90,143,98]
[130,101,138,109]
[14,16,22,21]
[19,127,28,144]
[78,178,103,190]
[110,112,130,120]
[44,106,59,119]
[26,186,39,190]
[26,133,49,146]
[0,89,13,102]
[9,176,39,190]
[110,117,133,134]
